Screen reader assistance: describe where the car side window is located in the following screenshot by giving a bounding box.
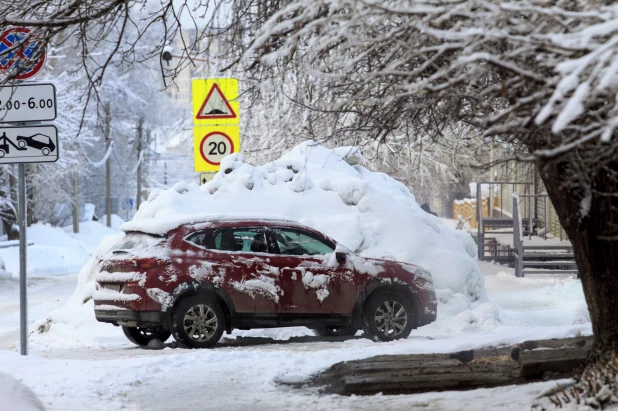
[186,228,268,253]
[271,229,335,256]
[185,231,215,249]
[213,228,268,253]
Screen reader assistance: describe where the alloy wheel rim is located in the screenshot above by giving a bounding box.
[183,304,218,342]
[374,301,407,337]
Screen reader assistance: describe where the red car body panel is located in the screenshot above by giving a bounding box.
[94,218,437,331]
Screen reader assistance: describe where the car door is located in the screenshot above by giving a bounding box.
[184,226,280,314]
[266,227,357,315]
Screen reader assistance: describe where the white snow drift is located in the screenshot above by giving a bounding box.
[36,141,492,343]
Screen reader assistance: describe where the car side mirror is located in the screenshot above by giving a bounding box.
[335,251,347,264]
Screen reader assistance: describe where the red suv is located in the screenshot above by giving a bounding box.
[94,217,437,348]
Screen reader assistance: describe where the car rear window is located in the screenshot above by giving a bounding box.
[111,232,166,254]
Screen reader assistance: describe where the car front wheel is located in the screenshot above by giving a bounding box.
[171,295,225,348]
[362,291,415,342]
[122,326,171,346]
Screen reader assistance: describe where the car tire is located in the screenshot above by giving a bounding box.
[17,140,26,148]
[42,147,50,156]
[362,290,415,342]
[122,326,171,346]
[312,325,357,337]
[0,150,5,158]
[171,295,225,349]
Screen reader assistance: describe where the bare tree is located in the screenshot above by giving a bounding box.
[221,0,618,384]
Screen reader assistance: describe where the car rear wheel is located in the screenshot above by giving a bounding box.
[42,147,50,156]
[362,291,415,342]
[122,326,171,346]
[0,150,5,158]
[311,325,357,337]
[171,295,225,348]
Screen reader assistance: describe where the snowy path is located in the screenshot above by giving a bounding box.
[0,262,591,410]
[0,275,76,350]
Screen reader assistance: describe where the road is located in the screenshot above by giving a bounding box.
[0,262,590,410]
[0,275,76,350]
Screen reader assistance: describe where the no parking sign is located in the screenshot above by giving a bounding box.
[0,27,46,80]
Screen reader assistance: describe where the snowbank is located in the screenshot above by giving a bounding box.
[0,221,119,278]
[0,372,45,411]
[36,141,492,345]
[124,141,485,301]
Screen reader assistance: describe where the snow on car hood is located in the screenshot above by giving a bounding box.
[121,141,485,303]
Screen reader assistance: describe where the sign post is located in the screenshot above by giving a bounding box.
[18,163,26,356]
[192,78,240,184]
[0,27,54,356]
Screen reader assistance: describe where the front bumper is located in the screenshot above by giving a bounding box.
[419,305,437,326]
[95,309,165,328]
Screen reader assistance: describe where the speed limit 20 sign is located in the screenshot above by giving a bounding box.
[194,126,240,172]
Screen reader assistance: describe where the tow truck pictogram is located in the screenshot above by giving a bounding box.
[0,132,27,158]
[0,131,56,158]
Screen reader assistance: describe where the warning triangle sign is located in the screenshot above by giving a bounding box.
[196,83,237,120]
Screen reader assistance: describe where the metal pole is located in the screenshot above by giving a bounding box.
[136,118,143,210]
[104,102,112,228]
[477,182,483,260]
[544,197,548,240]
[528,195,532,240]
[18,164,27,355]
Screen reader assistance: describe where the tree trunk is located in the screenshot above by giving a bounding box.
[539,153,618,356]
[72,169,79,234]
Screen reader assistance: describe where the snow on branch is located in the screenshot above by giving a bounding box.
[234,0,618,157]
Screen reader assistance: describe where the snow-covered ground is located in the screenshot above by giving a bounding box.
[0,144,591,409]
[0,220,119,278]
[0,261,589,410]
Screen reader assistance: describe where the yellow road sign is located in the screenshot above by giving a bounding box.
[194,125,240,172]
[200,173,216,185]
[192,78,239,126]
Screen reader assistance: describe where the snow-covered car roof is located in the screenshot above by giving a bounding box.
[120,213,308,235]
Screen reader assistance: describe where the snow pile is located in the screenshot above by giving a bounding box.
[32,233,124,347]
[0,372,45,411]
[34,141,492,345]
[124,141,486,303]
[0,221,119,278]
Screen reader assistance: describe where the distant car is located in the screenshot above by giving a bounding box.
[16,133,55,156]
[94,217,437,348]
